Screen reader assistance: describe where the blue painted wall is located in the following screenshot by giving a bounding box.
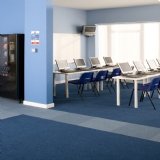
[54,6,87,61]
[0,0,24,33]
[87,5,160,25]
[47,1,54,102]
[0,0,53,105]
[54,6,87,34]
[87,4,160,57]
[25,0,53,104]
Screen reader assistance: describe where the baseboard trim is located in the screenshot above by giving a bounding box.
[23,101,55,109]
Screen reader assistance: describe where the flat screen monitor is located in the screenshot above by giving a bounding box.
[74,59,86,68]
[55,60,70,70]
[156,59,160,66]
[89,57,101,67]
[146,60,157,70]
[103,57,113,64]
[133,61,146,72]
[118,62,133,74]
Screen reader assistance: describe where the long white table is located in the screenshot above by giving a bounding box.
[113,72,160,108]
[53,66,115,98]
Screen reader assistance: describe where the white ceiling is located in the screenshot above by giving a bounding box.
[53,0,160,10]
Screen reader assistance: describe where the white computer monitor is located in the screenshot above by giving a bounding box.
[103,57,113,64]
[146,59,158,70]
[156,59,160,66]
[133,61,147,72]
[89,57,101,67]
[55,60,70,71]
[118,62,133,74]
[74,59,86,69]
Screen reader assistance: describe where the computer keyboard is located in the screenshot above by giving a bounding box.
[106,63,117,67]
[59,69,77,73]
[136,71,157,75]
[143,71,156,75]
[123,73,146,78]
[76,68,90,71]
[90,66,102,69]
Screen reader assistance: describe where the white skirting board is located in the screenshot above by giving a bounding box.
[23,101,55,109]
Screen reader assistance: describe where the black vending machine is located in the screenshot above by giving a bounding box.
[0,34,24,102]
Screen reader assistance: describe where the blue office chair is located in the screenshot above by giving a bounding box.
[151,81,160,98]
[107,68,129,92]
[129,77,160,110]
[106,68,122,92]
[91,70,111,94]
[69,72,94,96]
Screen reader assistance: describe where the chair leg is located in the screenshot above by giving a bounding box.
[95,86,100,96]
[157,89,160,95]
[140,91,145,102]
[129,89,134,106]
[106,83,112,94]
[124,80,129,89]
[106,78,111,85]
[80,84,84,96]
[91,83,99,96]
[151,90,154,98]
[120,80,124,89]
[146,92,156,110]
[91,83,95,93]
[78,85,82,95]
[110,79,116,93]
[104,80,112,93]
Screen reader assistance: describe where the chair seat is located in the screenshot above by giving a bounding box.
[138,83,150,91]
[69,79,79,84]
[68,72,94,96]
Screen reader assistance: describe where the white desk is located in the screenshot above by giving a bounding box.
[113,73,160,108]
[53,67,115,98]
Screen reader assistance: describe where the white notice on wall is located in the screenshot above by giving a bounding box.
[31,31,40,45]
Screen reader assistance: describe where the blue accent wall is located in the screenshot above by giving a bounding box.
[54,7,87,60]
[47,1,54,103]
[54,6,87,34]
[0,0,24,33]
[25,0,53,104]
[87,4,160,57]
[87,5,160,25]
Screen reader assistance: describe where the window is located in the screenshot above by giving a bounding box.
[96,22,160,65]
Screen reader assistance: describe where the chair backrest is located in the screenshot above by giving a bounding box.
[79,72,94,84]
[95,70,108,81]
[149,77,160,91]
[111,68,121,77]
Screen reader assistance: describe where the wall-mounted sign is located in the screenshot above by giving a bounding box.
[31,31,40,45]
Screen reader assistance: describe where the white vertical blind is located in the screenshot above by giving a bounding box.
[96,25,108,65]
[143,23,160,60]
[96,22,160,65]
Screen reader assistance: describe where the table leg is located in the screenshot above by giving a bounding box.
[116,79,120,106]
[65,74,69,98]
[134,80,138,108]
[100,81,103,91]
[96,82,100,92]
